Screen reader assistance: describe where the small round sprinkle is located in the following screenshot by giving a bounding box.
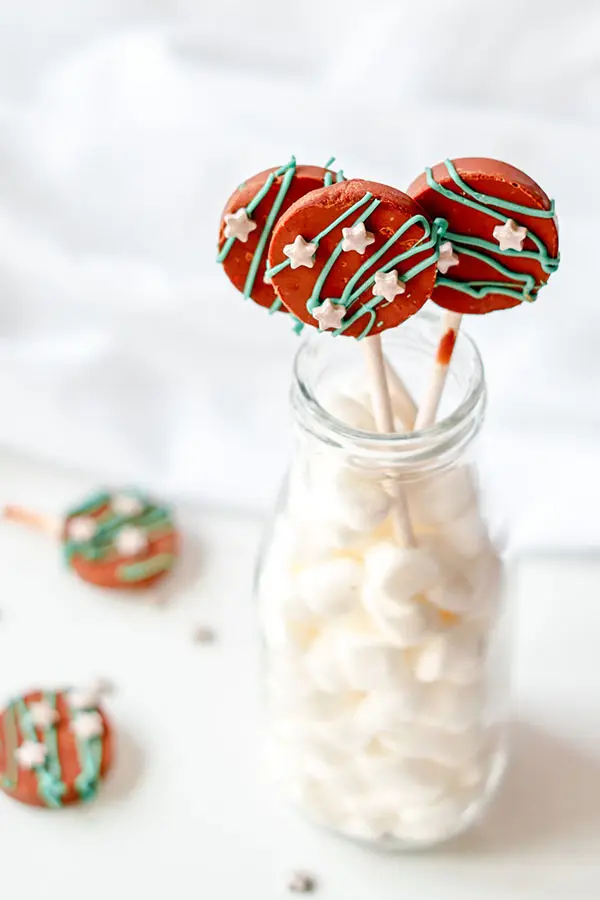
[288,871,317,893]
[193,626,217,645]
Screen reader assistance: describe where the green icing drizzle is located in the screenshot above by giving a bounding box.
[63,491,176,585]
[425,159,560,303]
[16,697,65,808]
[267,190,440,340]
[118,552,176,583]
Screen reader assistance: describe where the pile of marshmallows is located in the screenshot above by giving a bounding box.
[258,387,504,845]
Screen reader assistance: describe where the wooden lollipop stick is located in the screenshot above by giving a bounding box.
[414,312,463,430]
[363,335,416,548]
[383,358,417,430]
[2,505,62,539]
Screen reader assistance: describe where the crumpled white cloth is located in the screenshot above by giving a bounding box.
[0,0,598,552]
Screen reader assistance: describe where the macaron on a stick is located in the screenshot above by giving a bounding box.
[217,158,417,429]
[407,158,560,428]
[267,178,439,544]
[3,489,179,592]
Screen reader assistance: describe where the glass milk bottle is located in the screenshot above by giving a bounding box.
[255,317,508,849]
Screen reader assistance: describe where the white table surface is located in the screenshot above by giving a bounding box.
[1,450,599,899]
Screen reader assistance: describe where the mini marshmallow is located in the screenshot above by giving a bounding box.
[362,542,442,647]
[407,466,478,526]
[363,541,442,604]
[358,754,452,806]
[320,390,376,432]
[394,793,467,843]
[420,682,485,733]
[332,616,411,691]
[355,683,424,735]
[295,557,363,617]
[412,626,484,686]
[438,506,491,558]
[312,462,392,535]
[303,625,350,693]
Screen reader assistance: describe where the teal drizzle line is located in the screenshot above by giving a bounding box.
[72,704,104,804]
[15,698,64,808]
[243,158,297,298]
[63,497,174,567]
[67,491,111,518]
[444,159,556,218]
[117,552,175,583]
[217,158,294,265]
[266,191,374,280]
[307,197,382,314]
[298,201,440,340]
[425,159,560,302]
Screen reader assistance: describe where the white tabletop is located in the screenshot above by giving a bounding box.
[1,451,599,899]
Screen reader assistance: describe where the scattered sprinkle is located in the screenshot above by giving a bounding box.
[288,871,317,893]
[193,626,217,645]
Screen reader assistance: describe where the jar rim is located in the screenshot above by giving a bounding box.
[291,318,486,468]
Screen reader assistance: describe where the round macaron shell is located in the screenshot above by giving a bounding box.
[63,494,179,590]
[407,157,559,315]
[268,179,437,339]
[218,164,337,310]
[65,526,179,590]
[0,690,113,808]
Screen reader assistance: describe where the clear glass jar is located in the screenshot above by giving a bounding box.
[255,317,508,850]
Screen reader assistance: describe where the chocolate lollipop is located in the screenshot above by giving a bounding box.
[0,683,114,808]
[407,158,560,427]
[217,157,342,316]
[267,179,439,544]
[217,160,418,426]
[3,489,179,592]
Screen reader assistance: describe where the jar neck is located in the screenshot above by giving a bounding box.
[290,315,486,476]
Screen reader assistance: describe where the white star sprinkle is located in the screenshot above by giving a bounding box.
[283,235,317,269]
[111,493,144,517]
[312,299,346,331]
[341,222,375,254]
[28,702,59,730]
[437,241,460,275]
[114,525,148,557]
[15,740,47,770]
[372,269,406,303]
[492,218,527,251]
[67,516,97,543]
[223,208,257,243]
[71,711,104,740]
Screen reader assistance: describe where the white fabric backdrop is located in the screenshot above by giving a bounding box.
[0,0,598,551]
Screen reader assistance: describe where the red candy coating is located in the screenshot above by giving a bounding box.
[407,158,559,315]
[268,180,437,339]
[0,690,113,808]
[218,164,335,311]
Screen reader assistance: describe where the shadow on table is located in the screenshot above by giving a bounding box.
[96,727,146,807]
[448,720,600,855]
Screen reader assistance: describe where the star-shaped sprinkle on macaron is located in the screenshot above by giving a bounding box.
[312,299,346,331]
[28,701,59,730]
[111,493,145,517]
[492,218,527,251]
[71,711,104,740]
[15,740,47,770]
[223,208,257,243]
[67,516,97,543]
[114,525,148,557]
[341,222,375,254]
[437,240,459,274]
[283,235,317,269]
[372,269,406,303]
